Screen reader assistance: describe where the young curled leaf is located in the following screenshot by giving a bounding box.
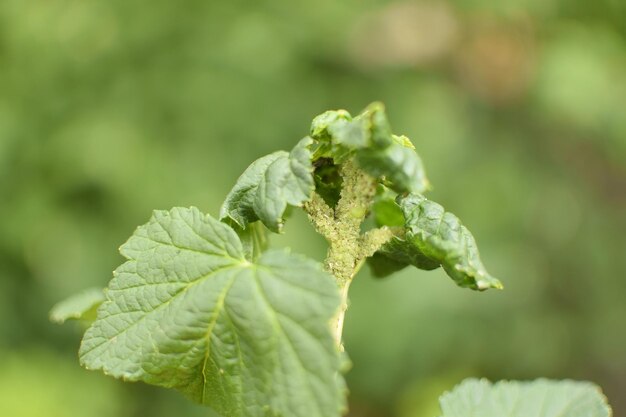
[370,193,501,291]
[367,189,438,277]
[310,103,429,194]
[356,142,428,195]
[369,236,441,278]
[400,194,502,290]
[220,137,315,232]
[80,207,346,417]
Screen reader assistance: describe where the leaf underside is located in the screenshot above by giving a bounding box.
[439,379,612,417]
[79,207,345,417]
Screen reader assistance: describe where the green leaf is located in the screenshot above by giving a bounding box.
[439,379,612,417]
[368,191,439,278]
[49,288,105,324]
[371,186,404,228]
[220,137,315,232]
[328,117,369,149]
[79,207,345,417]
[310,103,429,194]
[310,109,351,141]
[356,142,429,194]
[367,252,411,278]
[398,194,502,290]
[370,236,441,278]
[370,194,501,290]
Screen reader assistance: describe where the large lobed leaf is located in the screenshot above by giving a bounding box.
[439,379,612,417]
[370,193,502,291]
[310,103,429,194]
[220,137,315,232]
[79,207,345,417]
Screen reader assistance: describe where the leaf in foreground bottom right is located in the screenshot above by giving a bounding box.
[439,379,612,417]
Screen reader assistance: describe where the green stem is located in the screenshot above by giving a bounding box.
[304,159,393,349]
[333,280,351,351]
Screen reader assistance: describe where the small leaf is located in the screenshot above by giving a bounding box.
[356,142,428,194]
[370,194,501,290]
[439,379,612,417]
[399,194,502,290]
[220,152,283,228]
[220,137,315,232]
[368,191,439,278]
[50,288,105,324]
[328,117,369,148]
[370,236,440,278]
[310,103,429,194]
[368,252,412,278]
[80,207,345,417]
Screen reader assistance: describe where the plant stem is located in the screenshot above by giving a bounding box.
[333,280,352,350]
[304,159,393,349]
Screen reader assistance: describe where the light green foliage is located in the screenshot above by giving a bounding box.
[439,379,612,417]
[49,288,105,324]
[371,193,502,290]
[220,137,315,232]
[79,207,345,417]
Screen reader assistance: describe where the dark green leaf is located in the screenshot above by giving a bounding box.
[398,194,502,290]
[220,138,315,232]
[368,252,410,277]
[372,236,441,277]
[313,158,343,208]
[368,191,438,278]
[370,193,501,290]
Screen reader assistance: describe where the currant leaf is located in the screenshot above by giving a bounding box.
[80,207,345,417]
[440,379,612,417]
[220,137,315,233]
[310,103,429,193]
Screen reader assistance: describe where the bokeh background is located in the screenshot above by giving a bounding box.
[1,0,625,416]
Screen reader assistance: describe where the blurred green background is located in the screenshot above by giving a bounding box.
[1,0,625,416]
